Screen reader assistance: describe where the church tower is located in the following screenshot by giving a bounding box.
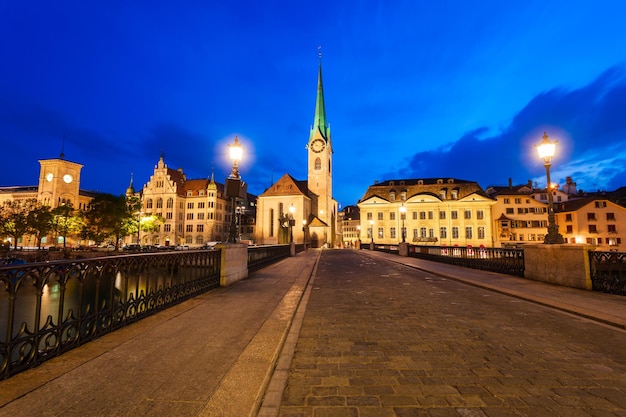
[307,53,337,245]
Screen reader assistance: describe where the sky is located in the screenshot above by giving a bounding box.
[2,1,626,209]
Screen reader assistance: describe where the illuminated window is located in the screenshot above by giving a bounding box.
[315,158,321,170]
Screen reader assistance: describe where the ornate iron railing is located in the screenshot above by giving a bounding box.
[0,250,221,380]
[589,251,626,295]
[369,244,525,277]
[247,244,303,272]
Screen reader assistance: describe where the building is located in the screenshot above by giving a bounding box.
[339,205,360,248]
[255,57,338,247]
[131,155,256,247]
[555,197,626,250]
[357,178,496,247]
[0,154,99,247]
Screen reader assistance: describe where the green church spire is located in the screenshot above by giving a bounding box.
[310,49,330,144]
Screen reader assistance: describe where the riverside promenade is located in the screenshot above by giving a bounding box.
[1,249,626,416]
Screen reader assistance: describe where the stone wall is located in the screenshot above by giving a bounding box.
[523,244,594,290]
[217,243,249,286]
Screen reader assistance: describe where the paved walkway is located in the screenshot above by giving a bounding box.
[1,249,626,417]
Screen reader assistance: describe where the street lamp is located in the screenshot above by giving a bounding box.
[536,132,564,244]
[288,205,296,243]
[226,136,245,243]
[399,205,407,243]
[302,219,307,250]
[369,220,374,244]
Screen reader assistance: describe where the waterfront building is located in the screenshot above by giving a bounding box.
[555,197,626,250]
[255,57,338,247]
[131,155,256,247]
[357,178,496,247]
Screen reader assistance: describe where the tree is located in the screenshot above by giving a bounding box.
[27,204,53,249]
[51,203,82,254]
[0,199,37,249]
[82,193,137,250]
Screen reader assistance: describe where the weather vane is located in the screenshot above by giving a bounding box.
[318,45,322,60]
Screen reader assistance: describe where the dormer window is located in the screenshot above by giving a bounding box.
[437,179,444,184]
[447,178,454,184]
[389,190,396,201]
[451,189,458,200]
[400,191,407,201]
[418,180,424,185]
[439,190,446,200]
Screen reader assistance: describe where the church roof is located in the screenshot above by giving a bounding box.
[260,173,311,197]
[309,55,331,145]
[360,178,491,202]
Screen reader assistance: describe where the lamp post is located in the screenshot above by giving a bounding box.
[399,205,407,243]
[227,136,244,243]
[536,132,564,244]
[288,205,296,243]
[302,219,307,250]
[369,220,374,244]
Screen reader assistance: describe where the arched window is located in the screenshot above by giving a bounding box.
[166,198,173,208]
[156,198,163,209]
[146,199,153,209]
[315,157,321,170]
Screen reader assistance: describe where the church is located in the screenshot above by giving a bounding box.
[254,59,338,248]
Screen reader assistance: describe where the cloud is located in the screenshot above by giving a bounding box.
[390,65,626,192]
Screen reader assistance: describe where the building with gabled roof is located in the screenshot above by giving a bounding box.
[554,197,626,250]
[134,154,256,247]
[357,178,495,247]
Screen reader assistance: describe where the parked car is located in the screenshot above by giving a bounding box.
[123,244,142,252]
[175,245,190,251]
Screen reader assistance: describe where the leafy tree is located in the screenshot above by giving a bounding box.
[0,199,37,249]
[83,193,140,250]
[51,203,82,254]
[27,204,53,249]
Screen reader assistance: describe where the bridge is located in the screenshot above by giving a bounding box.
[1,248,626,416]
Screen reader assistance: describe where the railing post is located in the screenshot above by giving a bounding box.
[216,243,249,286]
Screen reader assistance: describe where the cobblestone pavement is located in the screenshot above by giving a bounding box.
[277,250,626,417]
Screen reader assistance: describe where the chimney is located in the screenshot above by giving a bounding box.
[508,178,512,188]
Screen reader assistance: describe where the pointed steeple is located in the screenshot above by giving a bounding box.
[310,49,330,144]
[126,172,135,196]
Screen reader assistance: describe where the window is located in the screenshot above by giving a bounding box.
[465,227,473,239]
[400,192,406,201]
[451,190,458,200]
[451,211,458,220]
[607,213,616,221]
[198,202,205,209]
[156,198,163,209]
[439,211,446,220]
[187,202,194,209]
[429,228,435,238]
[378,212,383,221]
[506,208,514,214]
[608,224,617,233]
[390,227,396,239]
[413,229,418,239]
[515,198,522,204]
[197,213,204,220]
[377,228,384,239]
[186,225,193,232]
[503,198,510,204]
[197,225,204,232]
[420,211,426,220]
[270,209,274,237]
[588,224,598,233]
[566,225,573,233]
[439,191,446,200]
[452,227,459,239]
[476,210,484,220]
[187,213,194,220]
[420,227,427,238]
[167,198,173,208]
[390,212,396,220]
[428,211,434,220]
[166,212,172,219]
[146,199,153,209]
[565,213,572,222]
[367,212,373,220]
[478,227,485,239]
[389,192,396,201]
[315,157,321,170]
[164,224,171,232]
[440,227,447,239]
[587,213,596,221]
[412,211,418,220]
[595,201,607,208]
[464,210,471,219]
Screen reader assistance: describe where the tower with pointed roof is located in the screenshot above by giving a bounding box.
[306,53,337,246]
[255,53,338,247]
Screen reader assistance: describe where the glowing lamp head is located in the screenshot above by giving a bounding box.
[289,205,296,215]
[399,205,407,214]
[536,132,557,161]
[229,136,243,163]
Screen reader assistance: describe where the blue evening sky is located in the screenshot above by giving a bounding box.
[1,1,626,208]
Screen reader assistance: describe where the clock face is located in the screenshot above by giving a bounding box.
[63,174,73,184]
[46,173,53,182]
[311,139,325,153]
